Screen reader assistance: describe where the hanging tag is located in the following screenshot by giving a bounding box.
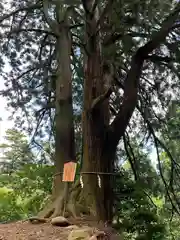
[62,161,77,182]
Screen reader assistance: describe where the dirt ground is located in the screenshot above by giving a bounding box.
[0,218,121,240]
[0,221,72,240]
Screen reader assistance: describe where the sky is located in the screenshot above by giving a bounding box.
[0,65,14,144]
[0,0,14,144]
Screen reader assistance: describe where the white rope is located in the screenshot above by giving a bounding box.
[80,175,84,188]
[97,174,101,188]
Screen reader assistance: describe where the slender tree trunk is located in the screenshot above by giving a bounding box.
[36,19,76,219]
[53,24,76,198]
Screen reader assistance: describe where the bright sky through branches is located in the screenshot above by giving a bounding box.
[0,65,14,144]
[0,0,14,144]
[0,0,158,167]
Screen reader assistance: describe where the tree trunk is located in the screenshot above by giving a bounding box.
[36,17,77,219]
[36,1,116,222]
[79,0,115,222]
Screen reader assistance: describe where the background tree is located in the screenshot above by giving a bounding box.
[0,128,35,173]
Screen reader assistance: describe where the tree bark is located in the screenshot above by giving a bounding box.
[36,0,115,222]
[53,23,76,197]
[36,10,77,219]
[80,0,114,222]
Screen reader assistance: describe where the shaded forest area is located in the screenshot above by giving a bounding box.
[1,0,180,239]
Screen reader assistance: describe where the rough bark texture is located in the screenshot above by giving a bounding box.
[80,0,114,222]
[36,10,77,219]
[36,0,115,222]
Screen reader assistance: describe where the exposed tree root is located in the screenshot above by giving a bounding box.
[29,173,111,225]
[29,180,94,224]
[29,217,49,224]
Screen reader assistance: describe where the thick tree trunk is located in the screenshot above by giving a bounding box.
[80,50,114,222]
[36,0,116,222]
[79,0,115,222]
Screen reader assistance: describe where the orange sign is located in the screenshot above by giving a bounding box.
[62,161,77,182]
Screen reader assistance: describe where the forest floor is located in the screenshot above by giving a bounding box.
[0,218,111,240]
[0,218,121,240]
[0,220,72,240]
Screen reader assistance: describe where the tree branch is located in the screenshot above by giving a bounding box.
[35,101,55,117]
[123,134,138,181]
[136,103,180,213]
[145,54,174,63]
[0,3,42,23]
[81,0,91,14]
[145,117,180,214]
[103,32,148,46]
[96,0,114,28]
[110,105,117,115]
[139,3,180,56]
[91,0,99,13]
[108,2,180,145]
[13,67,38,82]
[42,0,59,35]
[91,87,112,110]
[7,28,57,37]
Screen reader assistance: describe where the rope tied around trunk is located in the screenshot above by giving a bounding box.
[53,171,121,189]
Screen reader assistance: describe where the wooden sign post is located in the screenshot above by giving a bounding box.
[62,161,77,182]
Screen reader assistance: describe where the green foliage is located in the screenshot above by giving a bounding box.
[0,128,54,222]
[0,164,53,222]
[113,168,166,240]
[0,138,177,240]
[0,128,35,173]
[0,187,24,222]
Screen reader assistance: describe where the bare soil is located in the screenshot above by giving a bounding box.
[0,221,71,240]
[0,218,120,240]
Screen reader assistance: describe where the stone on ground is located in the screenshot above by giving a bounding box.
[68,227,93,240]
[51,216,70,227]
[66,225,80,229]
[68,226,122,240]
